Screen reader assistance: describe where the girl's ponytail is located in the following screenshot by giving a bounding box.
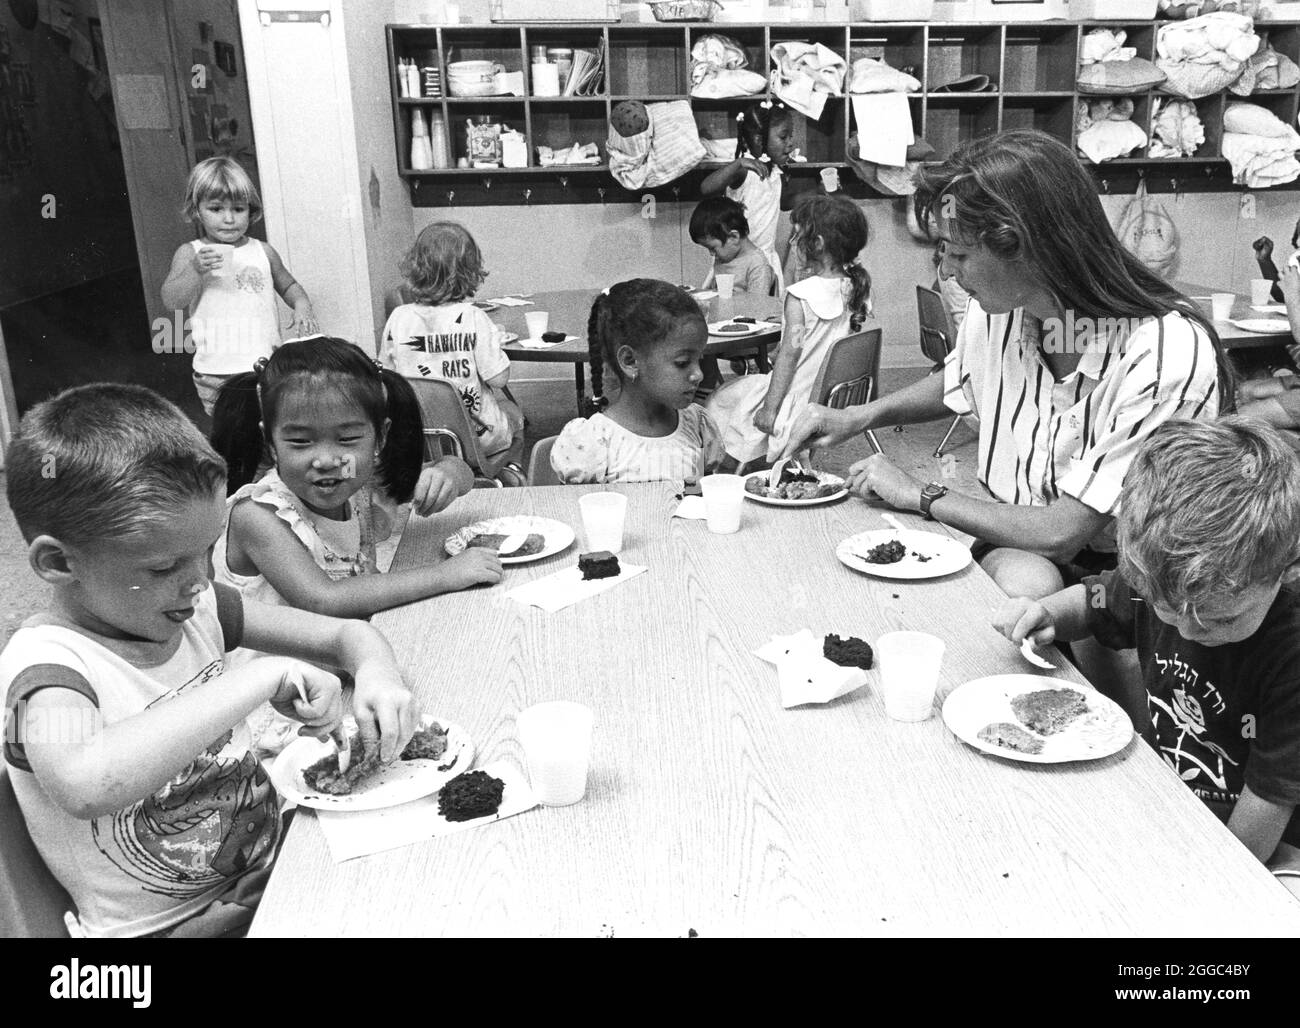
[584,293,608,418]
[845,261,872,332]
[375,368,424,504]
[210,370,265,494]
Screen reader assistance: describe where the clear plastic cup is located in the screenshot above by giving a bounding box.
[525,310,550,340]
[518,701,593,806]
[578,491,627,553]
[1251,278,1273,306]
[1210,293,1235,321]
[714,273,735,299]
[700,473,745,534]
[208,243,235,277]
[820,167,840,193]
[875,631,946,722]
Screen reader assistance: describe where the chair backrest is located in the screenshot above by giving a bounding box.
[406,376,503,477]
[528,436,562,486]
[0,764,71,938]
[916,284,956,367]
[810,325,884,412]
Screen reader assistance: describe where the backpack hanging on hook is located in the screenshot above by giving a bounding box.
[1115,177,1179,277]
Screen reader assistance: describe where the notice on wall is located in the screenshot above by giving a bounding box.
[113,74,171,130]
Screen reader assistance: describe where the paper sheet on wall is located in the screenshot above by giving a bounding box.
[114,74,172,130]
[850,93,914,168]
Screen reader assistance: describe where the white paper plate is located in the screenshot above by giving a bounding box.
[444,514,575,564]
[1229,318,1291,333]
[708,319,781,337]
[498,331,518,344]
[836,529,971,580]
[270,716,474,812]
[942,675,1133,764]
[471,300,500,312]
[743,470,847,506]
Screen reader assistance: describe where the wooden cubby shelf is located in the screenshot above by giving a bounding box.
[387,18,1300,206]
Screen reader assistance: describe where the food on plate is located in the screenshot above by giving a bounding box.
[745,466,840,501]
[471,300,496,310]
[438,769,506,822]
[732,316,758,324]
[578,550,620,580]
[468,532,545,557]
[400,720,449,762]
[977,721,1045,755]
[1010,688,1089,736]
[859,539,907,564]
[823,634,874,669]
[717,323,751,333]
[541,330,566,343]
[302,736,381,795]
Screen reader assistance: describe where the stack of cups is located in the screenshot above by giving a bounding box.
[875,631,946,722]
[518,701,594,806]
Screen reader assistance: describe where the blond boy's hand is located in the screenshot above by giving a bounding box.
[353,662,421,762]
[411,456,474,516]
[992,598,1056,648]
[266,659,344,738]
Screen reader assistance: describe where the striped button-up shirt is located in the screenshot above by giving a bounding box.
[943,302,1220,551]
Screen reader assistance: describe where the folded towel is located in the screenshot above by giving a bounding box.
[1222,128,1300,189]
[1157,11,1260,99]
[1080,28,1137,65]
[847,56,920,94]
[1077,118,1147,164]
[850,93,913,167]
[770,41,846,120]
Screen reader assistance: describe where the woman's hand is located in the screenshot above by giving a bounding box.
[779,403,865,458]
[411,456,474,516]
[352,661,421,763]
[290,303,319,336]
[992,597,1056,649]
[845,453,922,511]
[752,407,776,435]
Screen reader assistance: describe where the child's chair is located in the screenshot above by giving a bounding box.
[407,377,514,487]
[527,436,562,486]
[808,324,885,456]
[0,764,72,937]
[916,284,964,458]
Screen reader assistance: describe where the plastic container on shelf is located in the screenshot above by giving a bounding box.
[1067,0,1157,17]
[851,0,934,18]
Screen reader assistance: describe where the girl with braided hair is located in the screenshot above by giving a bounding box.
[550,280,724,487]
[700,100,795,290]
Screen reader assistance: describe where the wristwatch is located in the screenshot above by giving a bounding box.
[919,482,949,521]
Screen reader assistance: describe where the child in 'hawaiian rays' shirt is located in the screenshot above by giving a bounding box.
[994,417,1300,898]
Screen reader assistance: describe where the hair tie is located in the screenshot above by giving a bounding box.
[253,356,269,376]
[371,358,384,375]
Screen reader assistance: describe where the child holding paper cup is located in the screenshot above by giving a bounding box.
[162,157,318,416]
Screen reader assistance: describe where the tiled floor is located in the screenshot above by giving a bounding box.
[0,367,980,647]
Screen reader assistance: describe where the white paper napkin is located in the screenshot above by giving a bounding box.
[754,629,869,709]
[314,761,536,863]
[507,563,648,612]
[672,495,707,519]
[1251,304,1287,314]
[486,296,534,307]
[691,290,718,300]
[516,340,558,349]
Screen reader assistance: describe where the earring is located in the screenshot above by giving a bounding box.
[628,370,638,381]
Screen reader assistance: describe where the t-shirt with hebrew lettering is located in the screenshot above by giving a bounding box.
[1084,569,1300,847]
[381,301,514,457]
[0,583,281,938]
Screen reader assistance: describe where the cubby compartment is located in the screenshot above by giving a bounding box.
[441,27,525,75]
[530,99,608,165]
[1075,95,1151,164]
[693,24,768,85]
[1261,25,1300,69]
[1001,96,1074,141]
[848,93,922,142]
[1080,23,1155,61]
[693,99,747,163]
[608,26,687,98]
[924,97,998,158]
[448,101,527,167]
[1146,95,1219,160]
[1004,26,1077,94]
[926,27,1001,91]
[848,25,924,83]
[790,97,847,165]
[522,27,606,97]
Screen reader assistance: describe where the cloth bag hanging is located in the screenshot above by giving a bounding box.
[1115,179,1179,277]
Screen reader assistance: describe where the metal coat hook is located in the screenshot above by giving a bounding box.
[671,186,681,201]
[523,188,532,205]
[1171,177,1181,199]
[598,187,606,205]
[446,190,455,206]
[482,177,493,190]
[559,175,570,191]
[1101,178,1109,194]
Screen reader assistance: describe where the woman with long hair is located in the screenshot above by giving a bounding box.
[783,129,1234,600]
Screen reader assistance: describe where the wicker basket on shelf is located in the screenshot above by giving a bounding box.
[649,0,722,21]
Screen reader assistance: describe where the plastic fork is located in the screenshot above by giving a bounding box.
[290,667,350,772]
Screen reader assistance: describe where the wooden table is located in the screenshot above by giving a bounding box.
[251,483,1300,936]
[1176,279,1294,351]
[493,289,785,413]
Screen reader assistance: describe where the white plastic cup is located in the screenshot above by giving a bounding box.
[700,473,745,534]
[1210,292,1235,321]
[208,243,235,277]
[531,62,560,97]
[820,167,840,193]
[518,701,593,806]
[714,273,735,299]
[579,491,627,553]
[525,310,550,340]
[1251,278,1273,306]
[875,631,946,722]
